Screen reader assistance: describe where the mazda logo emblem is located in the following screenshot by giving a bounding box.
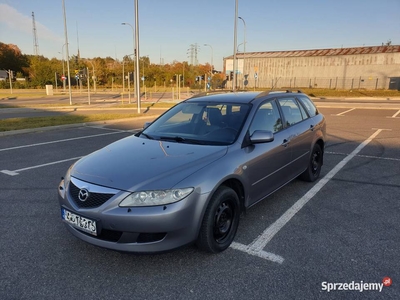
[78,188,90,202]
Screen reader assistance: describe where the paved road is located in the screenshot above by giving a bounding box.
[0,102,399,299]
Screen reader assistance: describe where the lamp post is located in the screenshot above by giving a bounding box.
[238,16,246,89]
[86,60,96,93]
[122,54,134,104]
[204,44,213,74]
[232,0,238,91]
[61,43,67,92]
[121,22,137,106]
[134,0,141,113]
[62,0,72,105]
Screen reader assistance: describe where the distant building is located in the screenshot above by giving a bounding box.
[224,45,400,89]
[0,70,8,81]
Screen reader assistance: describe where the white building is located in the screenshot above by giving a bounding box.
[223,45,400,90]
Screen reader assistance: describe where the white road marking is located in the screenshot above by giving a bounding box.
[230,242,284,264]
[1,156,83,176]
[334,108,356,116]
[232,129,384,258]
[0,131,128,152]
[326,151,400,162]
[389,109,400,118]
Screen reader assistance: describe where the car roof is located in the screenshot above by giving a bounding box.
[186,92,259,104]
[186,90,307,104]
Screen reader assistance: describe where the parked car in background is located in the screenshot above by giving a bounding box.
[58,90,326,253]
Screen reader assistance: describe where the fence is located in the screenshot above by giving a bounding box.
[231,76,393,90]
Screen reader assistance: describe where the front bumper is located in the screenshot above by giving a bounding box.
[58,178,209,253]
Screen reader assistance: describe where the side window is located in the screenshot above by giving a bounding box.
[278,97,304,126]
[249,100,283,135]
[297,96,318,117]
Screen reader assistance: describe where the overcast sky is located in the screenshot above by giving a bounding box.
[1,0,399,70]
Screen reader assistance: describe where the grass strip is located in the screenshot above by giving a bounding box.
[0,113,139,132]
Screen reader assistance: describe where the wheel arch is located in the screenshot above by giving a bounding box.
[219,178,246,213]
[315,138,325,165]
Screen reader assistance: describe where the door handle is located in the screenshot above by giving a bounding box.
[310,124,315,131]
[282,139,290,147]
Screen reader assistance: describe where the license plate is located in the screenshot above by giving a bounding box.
[61,208,97,236]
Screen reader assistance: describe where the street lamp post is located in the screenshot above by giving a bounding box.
[122,22,137,106]
[61,43,67,92]
[62,0,72,105]
[232,0,238,91]
[134,0,141,113]
[204,44,213,74]
[86,60,96,93]
[238,16,246,89]
[122,54,134,104]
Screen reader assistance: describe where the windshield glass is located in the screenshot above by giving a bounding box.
[142,102,250,145]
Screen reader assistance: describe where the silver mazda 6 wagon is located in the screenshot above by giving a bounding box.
[58,90,326,253]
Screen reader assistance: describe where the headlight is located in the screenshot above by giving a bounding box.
[119,188,194,207]
[64,165,73,189]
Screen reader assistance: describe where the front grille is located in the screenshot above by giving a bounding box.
[77,228,123,242]
[137,232,166,243]
[69,181,114,208]
[77,228,166,244]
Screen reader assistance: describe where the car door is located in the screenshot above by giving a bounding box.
[243,100,293,206]
[277,97,315,176]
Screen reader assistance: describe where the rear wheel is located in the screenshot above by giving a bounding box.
[300,143,323,182]
[196,186,240,253]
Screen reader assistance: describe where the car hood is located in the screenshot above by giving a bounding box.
[71,135,227,192]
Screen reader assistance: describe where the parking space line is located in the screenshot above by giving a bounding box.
[231,129,383,260]
[388,109,400,118]
[326,151,400,162]
[332,108,356,116]
[1,156,83,176]
[86,125,138,132]
[0,131,127,152]
[230,242,284,264]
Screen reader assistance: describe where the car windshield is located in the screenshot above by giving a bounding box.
[141,102,250,145]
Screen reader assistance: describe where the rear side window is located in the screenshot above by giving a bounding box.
[297,96,318,117]
[278,97,305,126]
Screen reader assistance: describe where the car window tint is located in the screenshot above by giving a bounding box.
[297,96,317,117]
[249,100,282,135]
[164,109,193,125]
[297,99,309,119]
[278,97,304,126]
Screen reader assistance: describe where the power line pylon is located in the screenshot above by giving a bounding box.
[32,12,39,56]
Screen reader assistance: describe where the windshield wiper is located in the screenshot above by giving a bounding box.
[159,136,186,142]
[140,132,154,140]
[159,136,206,144]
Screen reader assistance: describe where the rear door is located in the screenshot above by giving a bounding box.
[277,96,315,175]
[244,100,293,206]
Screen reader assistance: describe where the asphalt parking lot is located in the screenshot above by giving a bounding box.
[0,103,399,300]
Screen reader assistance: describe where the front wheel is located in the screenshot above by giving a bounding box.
[196,186,240,253]
[299,143,323,182]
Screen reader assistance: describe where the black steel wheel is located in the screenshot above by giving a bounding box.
[196,186,240,253]
[300,143,323,182]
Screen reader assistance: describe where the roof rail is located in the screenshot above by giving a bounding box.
[189,89,248,99]
[255,89,305,99]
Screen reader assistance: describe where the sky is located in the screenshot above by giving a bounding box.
[0,0,399,70]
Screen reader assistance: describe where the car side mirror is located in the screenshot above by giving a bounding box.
[143,122,151,129]
[249,130,274,144]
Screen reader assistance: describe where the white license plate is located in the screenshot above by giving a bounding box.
[61,208,97,236]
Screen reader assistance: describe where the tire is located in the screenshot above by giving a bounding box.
[299,143,323,182]
[196,186,240,253]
